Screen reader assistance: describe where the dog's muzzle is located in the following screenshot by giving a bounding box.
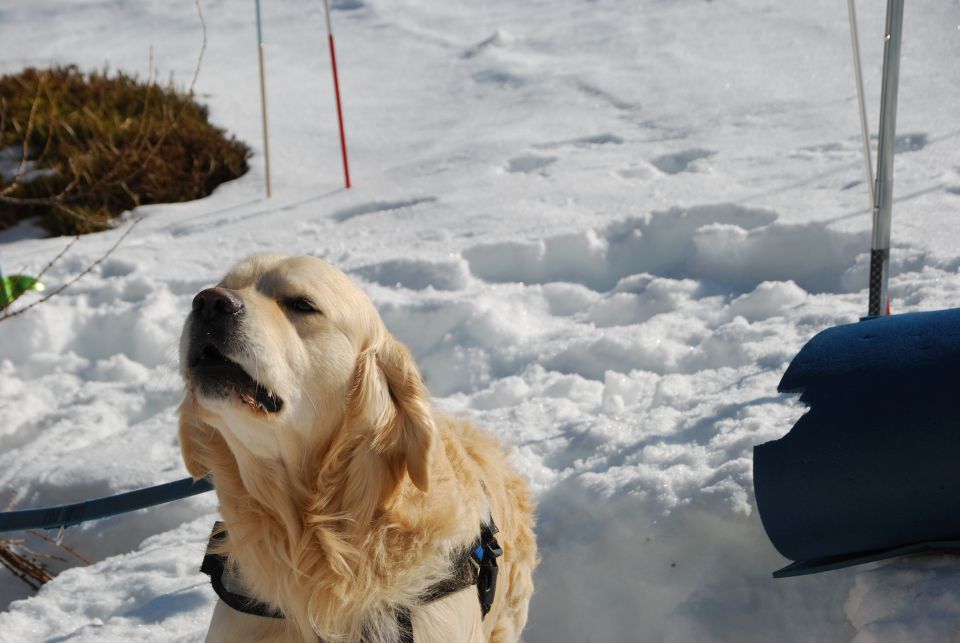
[193,286,244,326]
[185,287,283,414]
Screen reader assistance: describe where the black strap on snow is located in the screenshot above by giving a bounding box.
[200,517,504,641]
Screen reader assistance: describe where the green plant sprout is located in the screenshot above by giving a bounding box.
[1,274,44,309]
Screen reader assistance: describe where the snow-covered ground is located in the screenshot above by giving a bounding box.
[1,0,960,640]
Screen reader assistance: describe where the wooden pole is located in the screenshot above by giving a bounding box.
[255,0,272,197]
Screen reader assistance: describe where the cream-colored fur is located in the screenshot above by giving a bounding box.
[179,254,537,643]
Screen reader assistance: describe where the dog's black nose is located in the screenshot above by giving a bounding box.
[193,287,244,320]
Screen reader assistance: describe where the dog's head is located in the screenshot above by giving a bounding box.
[178,254,434,498]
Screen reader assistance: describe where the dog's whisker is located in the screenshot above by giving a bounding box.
[297,381,321,418]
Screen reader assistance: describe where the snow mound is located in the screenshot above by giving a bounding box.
[463,205,870,294]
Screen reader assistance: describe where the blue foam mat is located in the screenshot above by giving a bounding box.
[754,308,960,576]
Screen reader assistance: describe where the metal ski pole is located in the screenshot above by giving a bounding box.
[847,0,875,214]
[868,0,905,317]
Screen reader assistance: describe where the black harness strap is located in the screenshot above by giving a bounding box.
[474,521,503,618]
[396,608,414,643]
[200,518,504,642]
[199,523,284,620]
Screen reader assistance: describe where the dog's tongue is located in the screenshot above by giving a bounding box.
[255,385,283,413]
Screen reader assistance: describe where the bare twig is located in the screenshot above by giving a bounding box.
[189,0,207,98]
[14,540,68,564]
[0,192,60,206]
[35,235,80,280]
[0,491,91,591]
[0,216,142,321]
[0,96,7,139]
[0,542,53,590]
[149,46,155,85]
[132,47,158,148]
[28,531,92,565]
[0,73,45,197]
[15,75,44,182]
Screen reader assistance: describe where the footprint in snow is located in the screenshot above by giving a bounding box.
[894,132,927,153]
[462,30,515,59]
[651,148,715,175]
[332,197,437,223]
[534,133,624,150]
[505,155,557,175]
[351,257,470,291]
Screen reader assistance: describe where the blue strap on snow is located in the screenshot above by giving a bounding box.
[0,476,213,534]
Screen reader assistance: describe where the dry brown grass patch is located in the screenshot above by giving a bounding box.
[0,65,250,236]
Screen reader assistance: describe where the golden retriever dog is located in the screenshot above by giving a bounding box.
[178,254,537,643]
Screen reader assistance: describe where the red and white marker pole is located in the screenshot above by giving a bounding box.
[322,0,351,189]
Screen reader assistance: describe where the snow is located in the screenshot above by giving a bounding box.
[1,0,960,640]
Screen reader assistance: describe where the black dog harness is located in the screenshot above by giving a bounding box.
[200,519,504,642]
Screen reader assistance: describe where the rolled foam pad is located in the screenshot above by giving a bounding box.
[754,308,960,574]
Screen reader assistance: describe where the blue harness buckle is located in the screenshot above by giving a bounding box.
[473,520,503,617]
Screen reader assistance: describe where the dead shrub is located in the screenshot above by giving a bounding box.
[0,65,250,236]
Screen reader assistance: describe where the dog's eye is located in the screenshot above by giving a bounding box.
[284,297,321,314]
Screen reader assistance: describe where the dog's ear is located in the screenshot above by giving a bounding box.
[349,336,435,493]
[178,400,213,479]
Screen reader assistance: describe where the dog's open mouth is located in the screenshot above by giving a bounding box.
[189,344,283,414]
